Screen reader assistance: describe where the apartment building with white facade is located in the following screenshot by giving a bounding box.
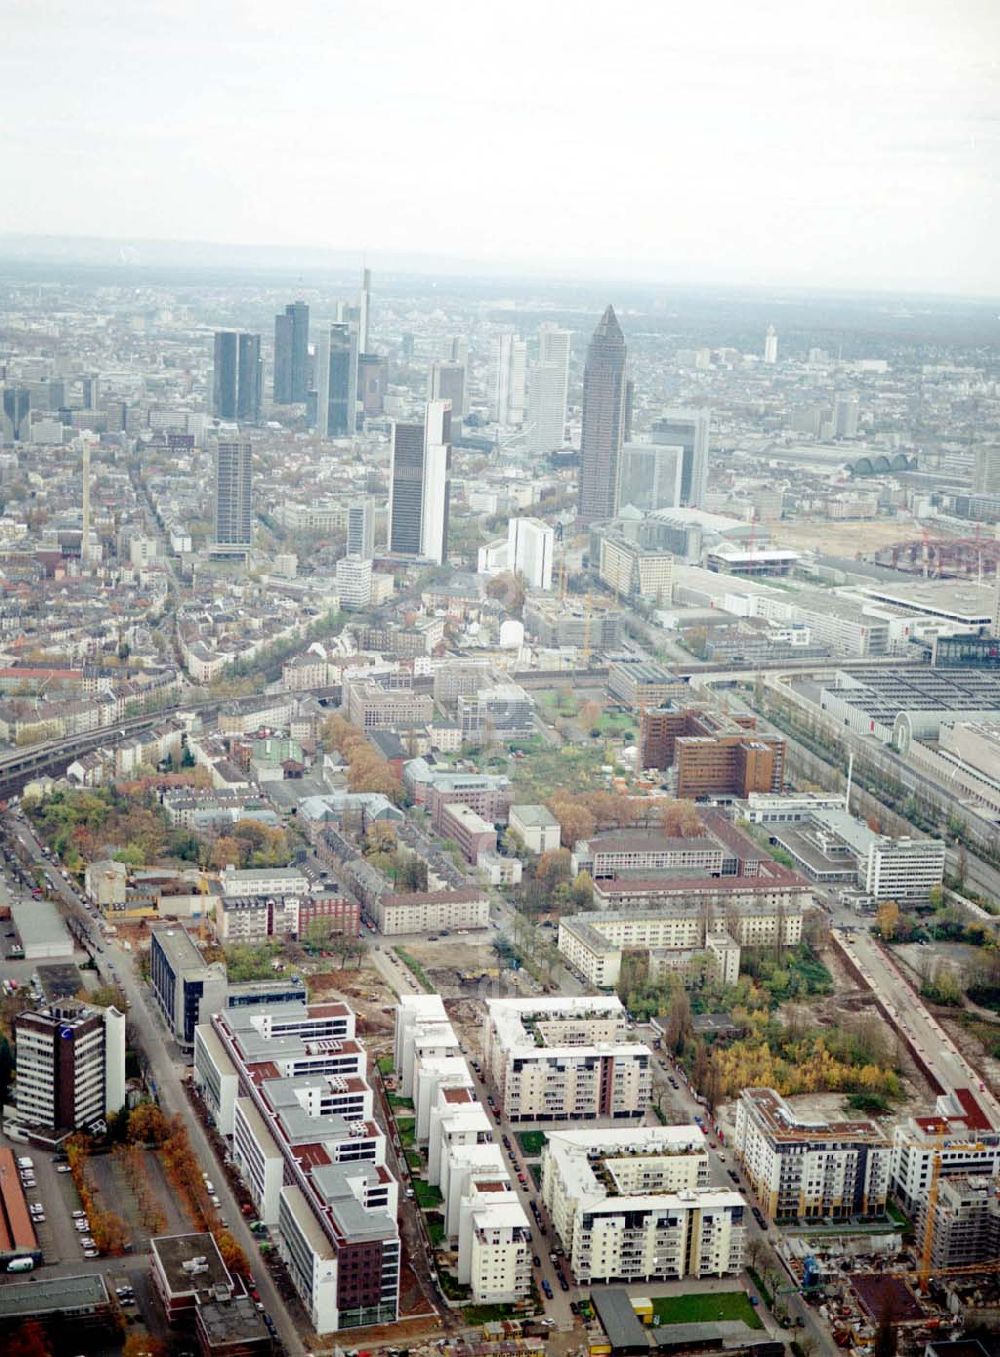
[482,996,652,1124]
[393,996,531,1304]
[892,1089,1000,1213]
[541,1126,743,1284]
[734,1087,892,1223]
[558,899,802,989]
[193,1001,399,1335]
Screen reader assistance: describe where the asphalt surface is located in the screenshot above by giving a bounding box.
[3,814,307,1357]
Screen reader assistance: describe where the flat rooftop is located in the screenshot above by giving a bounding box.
[0,1273,109,1318]
[150,1232,231,1297]
[742,1087,890,1146]
[150,924,214,974]
[10,899,72,949]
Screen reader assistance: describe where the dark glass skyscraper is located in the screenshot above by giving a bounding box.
[213,331,262,422]
[2,386,30,441]
[214,441,253,552]
[274,300,309,404]
[578,306,627,523]
[388,420,426,556]
[315,324,358,437]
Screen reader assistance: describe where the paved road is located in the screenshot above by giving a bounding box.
[4,815,306,1357]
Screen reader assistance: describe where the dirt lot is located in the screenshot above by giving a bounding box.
[773,518,922,555]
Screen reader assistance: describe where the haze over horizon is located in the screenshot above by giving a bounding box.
[2,0,998,297]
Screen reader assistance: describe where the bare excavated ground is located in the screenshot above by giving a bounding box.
[773,518,922,554]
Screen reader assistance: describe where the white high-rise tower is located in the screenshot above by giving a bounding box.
[764,324,778,364]
[420,400,452,565]
[526,324,571,453]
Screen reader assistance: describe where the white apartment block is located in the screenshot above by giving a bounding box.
[393,996,532,1304]
[219,866,310,897]
[558,902,801,990]
[734,1088,892,1223]
[482,996,651,1124]
[541,1126,742,1284]
[459,1192,532,1302]
[892,1090,1000,1213]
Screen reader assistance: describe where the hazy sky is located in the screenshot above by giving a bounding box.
[2,0,998,294]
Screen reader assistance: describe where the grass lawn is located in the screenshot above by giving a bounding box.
[427,1217,446,1246]
[511,744,608,801]
[406,1148,422,1171]
[377,1054,395,1075]
[463,1302,521,1325]
[529,1163,543,1189]
[387,1093,414,1111]
[397,1118,416,1147]
[516,1131,548,1157]
[651,1292,763,1330]
[413,1179,444,1210]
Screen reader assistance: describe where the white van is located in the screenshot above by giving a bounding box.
[7,1257,34,1272]
[16,1157,33,1169]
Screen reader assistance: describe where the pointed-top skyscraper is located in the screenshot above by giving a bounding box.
[578,305,627,523]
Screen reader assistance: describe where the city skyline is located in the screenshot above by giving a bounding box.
[0,2,996,297]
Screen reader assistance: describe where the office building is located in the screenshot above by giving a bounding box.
[526,324,571,453]
[274,301,309,404]
[764,324,778,364]
[388,402,451,563]
[149,925,227,1049]
[315,323,358,437]
[639,706,786,798]
[213,331,262,423]
[213,441,253,553]
[335,555,374,610]
[346,496,375,560]
[578,306,628,524]
[591,524,675,604]
[507,516,553,590]
[974,444,1000,496]
[2,386,30,441]
[194,1002,400,1333]
[15,1003,126,1133]
[618,441,683,513]
[428,360,465,420]
[834,394,859,439]
[421,399,451,564]
[769,805,945,901]
[357,267,371,357]
[734,1088,891,1223]
[482,996,651,1124]
[491,334,527,426]
[652,409,710,509]
[508,804,561,854]
[540,1127,744,1283]
[356,353,386,417]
